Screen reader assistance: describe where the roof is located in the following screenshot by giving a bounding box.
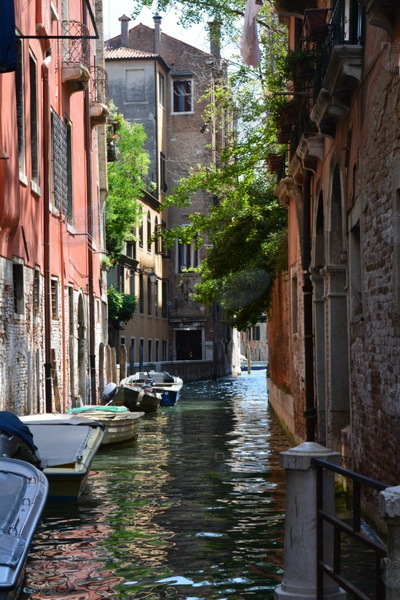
[104,47,158,60]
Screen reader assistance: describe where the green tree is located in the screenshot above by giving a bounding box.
[107,285,137,323]
[153,4,289,329]
[106,105,149,262]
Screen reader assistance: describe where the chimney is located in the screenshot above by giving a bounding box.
[119,14,131,48]
[153,14,162,54]
[208,21,221,59]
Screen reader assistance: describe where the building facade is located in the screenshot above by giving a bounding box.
[268,0,400,489]
[105,17,233,380]
[0,0,109,413]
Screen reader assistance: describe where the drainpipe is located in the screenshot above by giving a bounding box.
[84,88,97,405]
[42,52,52,412]
[302,170,315,441]
[83,0,96,405]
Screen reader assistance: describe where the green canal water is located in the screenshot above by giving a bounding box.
[24,371,291,599]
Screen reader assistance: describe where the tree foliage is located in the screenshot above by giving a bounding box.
[106,104,149,261]
[107,285,137,323]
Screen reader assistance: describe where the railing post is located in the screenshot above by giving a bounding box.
[379,485,400,599]
[274,442,346,600]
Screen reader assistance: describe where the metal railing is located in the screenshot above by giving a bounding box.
[90,66,109,105]
[61,20,90,66]
[313,458,388,599]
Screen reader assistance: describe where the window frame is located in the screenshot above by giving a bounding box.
[171,78,193,114]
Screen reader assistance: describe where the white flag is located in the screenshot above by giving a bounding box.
[240,0,262,68]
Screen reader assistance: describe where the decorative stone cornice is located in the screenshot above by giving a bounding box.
[311,45,363,135]
[274,0,318,18]
[275,176,303,206]
[357,0,396,35]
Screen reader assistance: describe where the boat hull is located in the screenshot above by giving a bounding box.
[121,371,183,408]
[66,407,144,445]
[20,414,105,501]
[0,458,48,599]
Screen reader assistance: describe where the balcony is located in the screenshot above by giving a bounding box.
[357,0,396,35]
[89,66,109,126]
[309,0,364,136]
[61,20,90,92]
[274,0,318,18]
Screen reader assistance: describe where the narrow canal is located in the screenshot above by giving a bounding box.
[25,371,291,599]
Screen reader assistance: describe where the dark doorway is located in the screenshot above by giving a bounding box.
[176,330,202,360]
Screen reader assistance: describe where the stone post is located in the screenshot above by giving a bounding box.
[379,486,400,599]
[274,442,346,600]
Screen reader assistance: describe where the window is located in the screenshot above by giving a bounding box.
[130,338,135,368]
[162,340,168,361]
[51,278,59,319]
[147,276,152,315]
[253,325,260,341]
[147,211,152,252]
[178,241,199,272]
[160,152,167,192]
[126,241,135,259]
[129,269,135,295]
[52,112,72,217]
[155,339,159,362]
[155,279,159,317]
[148,339,152,362]
[172,79,192,113]
[139,273,144,313]
[349,221,363,318]
[162,280,168,318]
[13,264,24,315]
[29,53,39,187]
[158,72,165,107]
[291,270,298,335]
[15,37,25,176]
[68,286,74,332]
[33,269,40,316]
[138,221,143,248]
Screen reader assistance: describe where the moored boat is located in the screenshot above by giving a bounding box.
[0,457,48,599]
[122,371,183,407]
[19,414,105,501]
[114,377,162,413]
[66,405,144,445]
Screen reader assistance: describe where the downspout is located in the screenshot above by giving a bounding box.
[42,52,52,412]
[302,169,315,441]
[84,88,96,404]
[83,0,96,404]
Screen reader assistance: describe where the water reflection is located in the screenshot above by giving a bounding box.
[25,372,291,599]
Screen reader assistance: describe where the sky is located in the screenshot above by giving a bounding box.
[103,0,212,52]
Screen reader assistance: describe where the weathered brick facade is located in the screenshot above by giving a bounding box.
[0,0,109,413]
[268,0,400,494]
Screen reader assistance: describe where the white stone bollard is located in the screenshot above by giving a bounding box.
[274,442,346,600]
[379,485,400,599]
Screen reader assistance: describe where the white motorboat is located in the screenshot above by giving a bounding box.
[0,457,48,599]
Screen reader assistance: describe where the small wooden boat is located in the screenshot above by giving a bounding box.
[114,377,162,413]
[122,371,183,407]
[0,457,48,599]
[19,414,105,501]
[66,405,144,445]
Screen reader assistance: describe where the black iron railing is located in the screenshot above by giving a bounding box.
[90,66,109,105]
[313,458,388,600]
[61,20,90,66]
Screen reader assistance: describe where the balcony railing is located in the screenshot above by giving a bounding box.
[89,66,109,125]
[61,20,90,91]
